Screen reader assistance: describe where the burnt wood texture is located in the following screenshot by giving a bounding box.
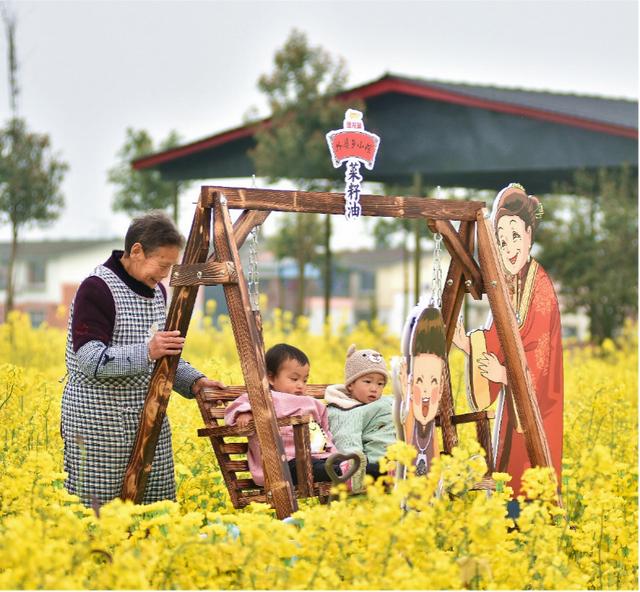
[212,191,298,519]
[121,192,212,503]
[440,220,476,348]
[431,219,483,299]
[122,185,554,514]
[196,387,332,509]
[435,220,478,453]
[203,186,485,221]
[169,261,237,286]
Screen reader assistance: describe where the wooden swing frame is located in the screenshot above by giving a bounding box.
[120,185,555,519]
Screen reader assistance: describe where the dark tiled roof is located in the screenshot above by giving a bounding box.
[393,74,637,129]
[133,72,637,175]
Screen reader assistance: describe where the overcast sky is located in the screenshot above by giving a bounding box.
[0,0,637,248]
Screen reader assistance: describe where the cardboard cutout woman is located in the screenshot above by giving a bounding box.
[453,183,564,496]
[393,306,448,477]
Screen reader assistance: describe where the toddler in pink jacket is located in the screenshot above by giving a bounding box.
[224,343,339,486]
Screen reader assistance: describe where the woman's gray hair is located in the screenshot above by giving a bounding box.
[124,210,185,254]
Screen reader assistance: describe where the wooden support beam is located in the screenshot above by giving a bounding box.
[475,208,553,471]
[197,415,310,438]
[440,220,475,349]
[212,191,298,519]
[200,384,329,399]
[202,186,485,221]
[293,423,314,498]
[194,392,242,509]
[431,219,483,299]
[438,364,458,455]
[121,189,211,503]
[476,417,495,475]
[170,260,238,286]
[445,409,495,425]
[233,209,270,249]
[436,221,477,453]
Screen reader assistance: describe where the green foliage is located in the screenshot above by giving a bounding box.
[537,166,638,342]
[0,118,67,229]
[108,128,190,223]
[250,29,356,317]
[0,117,67,312]
[250,29,350,187]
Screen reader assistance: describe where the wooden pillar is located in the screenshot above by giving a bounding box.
[475,209,553,470]
[211,190,298,519]
[434,220,476,453]
[475,416,495,475]
[293,422,314,498]
[439,220,475,349]
[121,191,211,503]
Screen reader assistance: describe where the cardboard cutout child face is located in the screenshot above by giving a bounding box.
[496,215,532,276]
[411,353,444,426]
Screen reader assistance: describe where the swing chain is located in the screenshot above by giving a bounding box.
[248,226,260,312]
[430,232,443,307]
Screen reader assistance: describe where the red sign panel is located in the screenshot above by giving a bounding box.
[327,130,380,170]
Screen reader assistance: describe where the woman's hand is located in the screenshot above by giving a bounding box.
[148,330,185,360]
[190,376,226,396]
[235,412,253,428]
[477,352,508,385]
[452,317,470,355]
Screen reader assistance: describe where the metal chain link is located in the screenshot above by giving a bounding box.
[248,226,260,312]
[430,232,443,308]
[247,173,261,312]
[429,185,444,308]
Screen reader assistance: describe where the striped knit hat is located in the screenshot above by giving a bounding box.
[344,344,390,387]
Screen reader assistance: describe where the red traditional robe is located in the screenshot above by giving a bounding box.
[469,259,563,497]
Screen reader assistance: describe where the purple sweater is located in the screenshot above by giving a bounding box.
[71,250,167,352]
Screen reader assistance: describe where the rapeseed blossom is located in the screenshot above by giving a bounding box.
[0,310,636,589]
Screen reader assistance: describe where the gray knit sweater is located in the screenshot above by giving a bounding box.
[325,385,397,464]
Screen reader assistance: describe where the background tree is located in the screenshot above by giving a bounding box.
[0,119,68,315]
[537,166,638,343]
[0,4,67,316]
[373,181,442,316]
[372,181,415,321]
[250,29,357,318]
[108,128,190,224]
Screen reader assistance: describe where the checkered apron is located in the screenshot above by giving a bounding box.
[61,265,176,506]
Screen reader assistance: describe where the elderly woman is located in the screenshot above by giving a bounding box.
[453,184,563,497]
[61,211,223,506]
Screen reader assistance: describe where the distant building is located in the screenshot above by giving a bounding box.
[335,246,492,335]
[0,238,589,340]
[0,239,122,327]
[335,246,589,340]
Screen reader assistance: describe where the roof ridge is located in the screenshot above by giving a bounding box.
[382,72,638,103]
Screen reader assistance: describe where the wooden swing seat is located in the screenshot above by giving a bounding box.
[195,384,497,509]
[195,385,333,508]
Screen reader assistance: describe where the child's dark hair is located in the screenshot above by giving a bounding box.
[265,343,310,376]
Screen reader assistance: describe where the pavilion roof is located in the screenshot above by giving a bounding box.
[133,73,637,192]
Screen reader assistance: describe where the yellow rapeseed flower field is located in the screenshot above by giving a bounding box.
[0,310,637,589]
